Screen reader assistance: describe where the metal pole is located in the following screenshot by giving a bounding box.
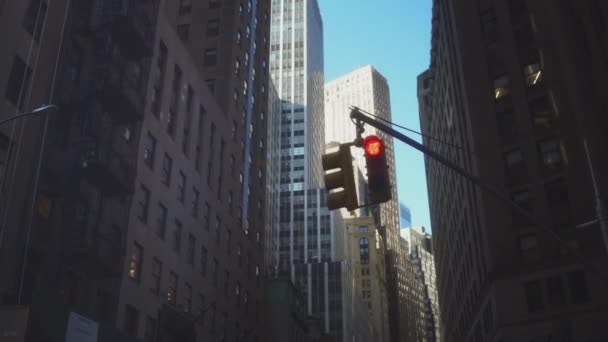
[0,105,58,127]
[350,108,541,228]
[583,140,608,253]
[349,108,575,250]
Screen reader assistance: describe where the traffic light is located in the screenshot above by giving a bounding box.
[363,135,391,204]
[322,144,358,211]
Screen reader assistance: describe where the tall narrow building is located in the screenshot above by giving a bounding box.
[324,65,400,249]
[267,1,359,340]
[401,227,441,342]
[324,65,403,342]
[420,1,608,341]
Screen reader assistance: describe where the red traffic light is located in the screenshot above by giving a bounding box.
[364,135,383,157]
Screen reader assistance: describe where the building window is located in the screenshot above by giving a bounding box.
[212,258,219,287]
[162,154,172,185]
[359,238,370,264]
[226,229,231,255]
[204,202,211,231]
[177,24,190,41]
[529,96,555,128]
[128,243,143,282]
[524,280,544,312]
[198,294,206,321]
[187,234,195,265]
[236,30,242,44]
[124,305,139,336]
[204,48,218,66]
[237,244,242,267]
[144,316,156,342]
[138,185,150,223]
[195,106,206,171]
[207,123,216,186]
[224,270,230,297]
[538,138,564,169]
[5,56,32,110]
[207,18,220,36]
[177,171,186,203]
[567,270,590,303]
[235,59,240,75]
[178,0,192,15]
[191,187,199,217]
[151,258,162,295]
[493,74,511,100]
[546,276,566,309]
[156,203,167,239]
[167,272,178,305]
[545,178,571,229]
[143,133,156,168]
[172,219,182,253]
[235,282,241,307]
[152,42,167,117]
[185,283,193,313]
[200,246,208,276]
[523,62,542,86]
[359,226,369,233]
[23,0,47,41]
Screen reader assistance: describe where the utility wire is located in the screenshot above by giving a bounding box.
[18,0,72,304]
[350,106,472,154]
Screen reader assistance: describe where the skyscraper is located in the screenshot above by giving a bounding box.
[324,65,403,342]
[268,0,325,270]
[420,1,608,341]
[324,65,400,249]
[268,1,356,340]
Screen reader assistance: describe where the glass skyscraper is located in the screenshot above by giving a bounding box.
[267,1,354,340]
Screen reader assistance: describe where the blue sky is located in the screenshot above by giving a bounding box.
[320,0,434,230]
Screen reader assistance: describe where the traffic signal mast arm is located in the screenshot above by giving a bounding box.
[349,107,543,230]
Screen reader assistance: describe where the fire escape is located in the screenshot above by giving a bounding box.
[35,0,159,288]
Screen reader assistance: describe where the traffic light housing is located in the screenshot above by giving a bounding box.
[363,135,391,204]
[322,144,358,211]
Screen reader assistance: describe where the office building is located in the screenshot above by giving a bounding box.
[400,202,412,229]
[0,0,271,341]
[325,65,403,342]
[268,2,373,341]
[343,217,390,342]
[419,1,608,341]
[324,65,400,249]
[402,227,440,342]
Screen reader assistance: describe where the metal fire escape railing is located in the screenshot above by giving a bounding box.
[58,0,159,279]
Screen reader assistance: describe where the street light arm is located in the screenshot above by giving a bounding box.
[348,107,578,252]
[349,107,540,227]
[0,105,59,127]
